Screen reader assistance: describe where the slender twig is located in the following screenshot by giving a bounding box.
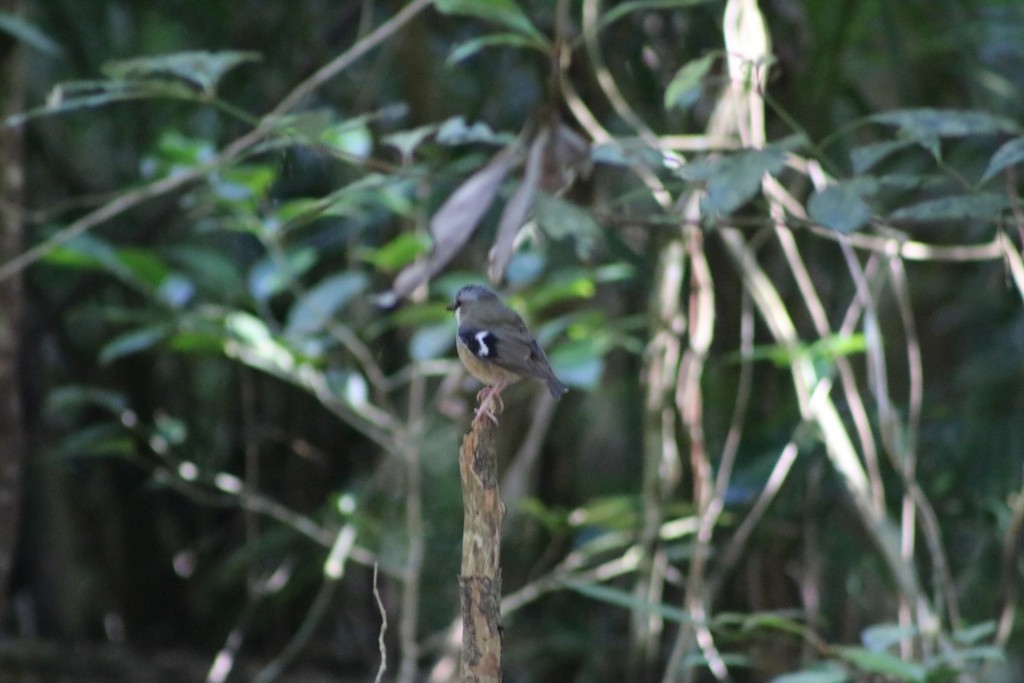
[0,158,220,282]
[766,177,890,515]
[835,244,887,513]
[562,3,673,210]
[858,249,927,651]
[996,482,1024,645]
[223,338,400,449]
[665,222,730,683]
[251,524,358,683]
[707,439,801,599]
[581,0,660,147]
[998,229,1024,301]
[240,368,261,597]
[634,237,684,678]
[397,372,426,683]
[887,257,954,632]
[206,623,251,683]
[373,564,389,683]
[714,289,754,506]
[719,224,943,642]
[672,284,754,661]
[562,53,682,668]
[500,391,559,512]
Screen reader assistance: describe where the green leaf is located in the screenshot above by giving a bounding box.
[53,424,136,460]
[362,233,432,272]
[566,580,692,624]
[526,272,597,311]
[664,53,716,110]
[568,495,640,530]
[248,248,318,301]
[889,193,1010,222]
[226,311,275,345]
[326,369,369,409]
[286,272,369,339]
[116,248,173,288]
[533,193,603,260]
[874,173,930,192]
[6,78,196,128]
[850,139,914,173]
[449,32,547,64]
[409,321,455,361]
[303,174,416,223]
[872,109,1019,161]
[154,130,216,166]
[321,120,373,158]
[548,337,605,389]
[213,164,276,205]
[951,621,996,646]
[872,109,1019,138]
[434,0,548,46]
[861,623,917,652]
[927,644,1004,669]
[738,612,810,638]
[43,233,172,292]
[591,140,668,168]
[600,0,718,28]
[154,413,188,447]
[102,50,260,93]
[99,326,171,365]
[811,333,866,360]
[383,124,438,159]
[739,334,864,369]
[46,385,129,418]
[388,301,450,327]
[42,232,122,271]
[266,109,336,144]
[167,328,227,354]
[164,246,244,294]
[504,251,547,285]
[518,498,570,533]
[0,11,63,56]
[770,668,848,683]
[833,646,927,682]
[224,311,297,375]
[808,178,878,233]
[679,148,786,217]
[980,137,1024,184]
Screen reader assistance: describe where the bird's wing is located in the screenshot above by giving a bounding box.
[458,321,560,387]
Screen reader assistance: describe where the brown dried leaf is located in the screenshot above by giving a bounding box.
[487,128,547,284]
[384,143,520,303]
[541,121,590,193]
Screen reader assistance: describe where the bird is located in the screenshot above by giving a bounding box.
[447,284,568,425]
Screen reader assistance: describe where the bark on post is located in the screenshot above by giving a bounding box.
[458,418,503,682]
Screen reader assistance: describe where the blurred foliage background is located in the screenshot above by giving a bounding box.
[0,0,1023,682]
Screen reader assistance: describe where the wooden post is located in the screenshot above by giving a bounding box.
[458,418,504,682]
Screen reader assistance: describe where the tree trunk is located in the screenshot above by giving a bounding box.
[0,0,27,630]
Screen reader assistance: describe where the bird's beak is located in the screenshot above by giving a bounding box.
[446,301,458,312]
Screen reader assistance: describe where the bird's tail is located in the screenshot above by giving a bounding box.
[546,377,568,398]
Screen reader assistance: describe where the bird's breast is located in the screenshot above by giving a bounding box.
[456,338,520,386]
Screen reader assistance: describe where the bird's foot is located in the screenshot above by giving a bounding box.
[472,384,506,426]
[472,405,500,427]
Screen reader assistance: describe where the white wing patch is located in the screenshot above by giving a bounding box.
[474,330,491,356]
